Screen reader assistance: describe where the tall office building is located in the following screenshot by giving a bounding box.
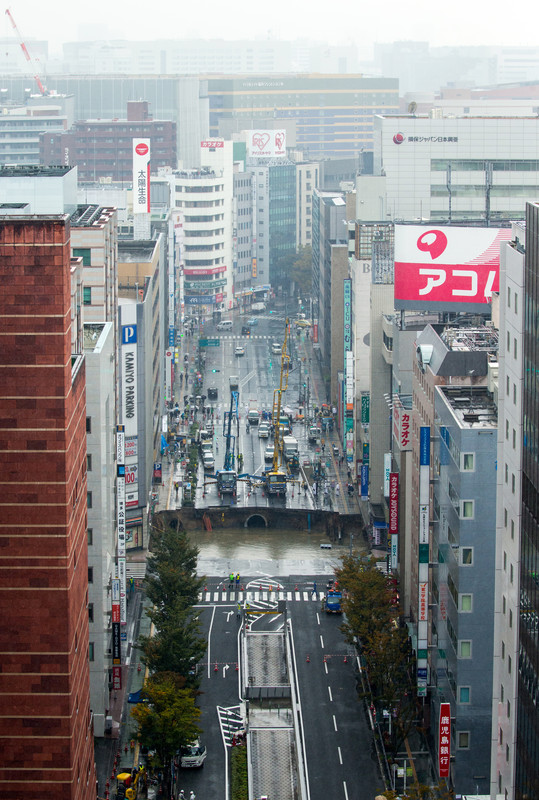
[0,214,96,800]
[492,210,539,800]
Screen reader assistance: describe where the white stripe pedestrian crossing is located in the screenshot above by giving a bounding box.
[197,590,326,604]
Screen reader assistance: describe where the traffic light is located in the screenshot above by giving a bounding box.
[211,368,220,373]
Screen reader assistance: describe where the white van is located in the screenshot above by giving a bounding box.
[217,320,233,331]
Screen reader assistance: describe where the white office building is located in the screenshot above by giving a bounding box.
[373,115,539,223]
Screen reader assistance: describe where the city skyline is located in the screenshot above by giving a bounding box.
[2,0,538,57]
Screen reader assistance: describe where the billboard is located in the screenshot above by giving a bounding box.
[247,130,286,158]
[394,225,512,312]
[132,139,150,214]
[438,703,451,778]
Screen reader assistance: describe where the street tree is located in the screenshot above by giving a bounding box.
[144,520,205,621]
[131,673,201,780]
[140,597,207,684]
[336,554,395,642]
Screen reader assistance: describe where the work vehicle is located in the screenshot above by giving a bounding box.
[116,767,146,799]
[279,415,292,435]
[229,375,239,391]
[251,301,266,313]
[308,425,321,443]
[202,452,215,471]
[323,588,343,613]
[263,319,291,497]
[207,387,218,400]
[216,389,239,496]
[258,423,270,438]
[217,319,233,331]
[248,408,260,425]
[332,443,340,457]
[200,440,213,456]
[282,435,299,462]
[234,345,245,356]
[264,443,275,461]
[180,739,207,768]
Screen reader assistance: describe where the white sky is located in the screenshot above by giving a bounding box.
[3,0,538,55]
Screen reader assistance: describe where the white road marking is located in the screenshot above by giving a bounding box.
[333,715,338,732]
[320,634,324,649]
[343,781,349,800]
[337,746,343,765]
[328,686,333,702]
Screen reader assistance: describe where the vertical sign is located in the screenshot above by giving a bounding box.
[116,425,127,627]
[361,465,369,498]
[111,577,121,666]
[132,138,151,214]
[383,453,391,496]
[417,426,430,697]
[343,278,352,360]
[438,703,451,778]
[361,393,370,424]
[389,471,399,572]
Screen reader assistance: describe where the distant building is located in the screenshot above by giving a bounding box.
[207,74,399,158]
[0,94,74,165]
[40,101,176,183]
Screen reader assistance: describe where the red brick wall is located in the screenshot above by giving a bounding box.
[0,217,96,800]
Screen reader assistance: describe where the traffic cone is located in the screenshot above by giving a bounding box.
[214,663,218,672]
[306,653,310,662]
[343,655,348,663]
[269,584,272,591]
[323,655,327,663]
[235,663,239,671]
[295,584,298,591]
[241,584,244,591]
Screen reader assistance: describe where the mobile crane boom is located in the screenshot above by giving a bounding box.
[5,9,47,96]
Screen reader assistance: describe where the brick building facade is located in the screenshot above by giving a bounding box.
[0,215,96,800]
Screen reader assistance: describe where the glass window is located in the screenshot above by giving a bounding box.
[89,642,95,662]
[86,416,92,433]
[461,547,473,565]
[87,454,92,471]
[87,492,92,509]
[461,500,474,519]
[88,567,93,583]
[459,640,472,658]
[458,686,471,704]
[457,731,470,749]
[88,603,94,623]
[73,247,91,267]
[460,594,473,612]
[87,528,93,546]
[462,453,474,471]
[83,286,92,306]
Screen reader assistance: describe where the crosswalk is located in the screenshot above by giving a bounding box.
[217,705,244,747]
[219,334,275,341]
[197,589,325,604]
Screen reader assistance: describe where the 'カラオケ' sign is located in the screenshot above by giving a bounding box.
[394,225,512,311]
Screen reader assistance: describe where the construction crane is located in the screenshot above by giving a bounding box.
[5,8,47,96]
[216,389,239,497]
[263,319,290,497]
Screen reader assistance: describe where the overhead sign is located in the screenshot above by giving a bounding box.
[394,225,512,312]
[132,138,151,214]
[247,130,286,159]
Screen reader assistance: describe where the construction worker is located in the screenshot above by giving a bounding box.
[236,572,240,587]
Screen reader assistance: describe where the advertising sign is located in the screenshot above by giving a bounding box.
[394,225,512,311]
[121,309,138,438]
[125,437,137,458]
[252,257,258,278]
[419,504,429,544]
[118,558,127,626]
[361,465,369,498]
[418,581,428,621]
[132,138,151,214]
[391,534,398,571]
[389,473,399,534]
[393,399,411,451]
[201,139,224,148]
[117,469,126,557]
[438,703,451,778]
[247,130,286,158]
[343,278,352,358]
[384,452,391,496]
[312,321,319,344]
[345,351,354,408]
[361,393,370,425]
[112,622,121,664]
[112,665,122,691]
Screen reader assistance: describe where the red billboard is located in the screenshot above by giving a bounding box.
[389,473,399,534]
[438,703,451,778]
[394,225,512,312]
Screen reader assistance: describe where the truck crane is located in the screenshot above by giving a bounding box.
[263,319,290,497]
[216,389,239,497]
[5,9,48,96]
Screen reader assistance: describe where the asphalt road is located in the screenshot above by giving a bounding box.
[182,574,383,800]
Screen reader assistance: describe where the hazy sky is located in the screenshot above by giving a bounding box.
[3,0,537,54]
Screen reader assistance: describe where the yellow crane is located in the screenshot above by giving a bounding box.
[264,319,290,497]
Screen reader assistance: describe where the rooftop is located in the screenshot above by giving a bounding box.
[0,165,72,178]
[439,385,497,428]
[440,326,499,354]
[70,204,116,228]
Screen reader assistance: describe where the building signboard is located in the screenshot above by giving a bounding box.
[132,138,151,214]
[247,130,286,158]
[438,703,451,778]
[389,473,399,534]
[393,399,411,450]
[361,465,369,498]
[361,393,370,425]
[394,224,512,312]
[384,452,391,496]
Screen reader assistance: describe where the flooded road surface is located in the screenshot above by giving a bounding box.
[191,525,368,579]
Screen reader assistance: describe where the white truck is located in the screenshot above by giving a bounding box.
[282,435,299,462]
[251,301,266,313]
